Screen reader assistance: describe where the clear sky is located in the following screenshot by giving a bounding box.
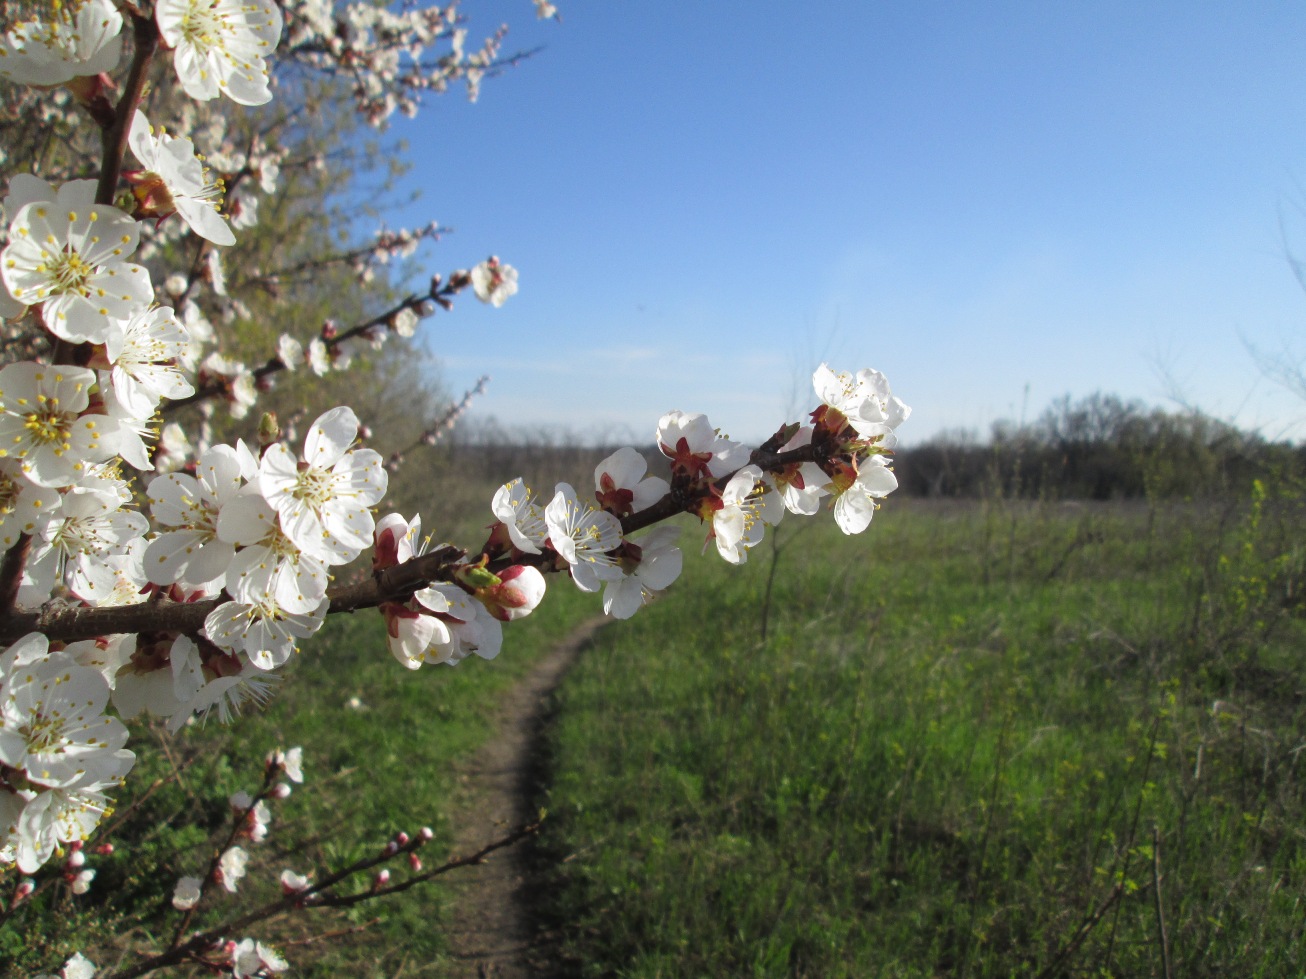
[392,1,1306,447]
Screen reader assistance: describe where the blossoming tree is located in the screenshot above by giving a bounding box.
[0,2,908,974]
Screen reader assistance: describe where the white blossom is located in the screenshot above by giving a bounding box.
[104,304,195,418]
[172,875,202,910]
[127,111,235,246]
[0,461,60,548]
[0,640,130,790]
[544,482,624,592]
[491,478,549,554]
[813,363,911,442]
[655,410,751,478]
[233,938,287,977]
[594,446,668,516]
[217,845,248,892]
[1,178,151,344]
[204,596,328,670]
[603,525,682,620]
[217,490,329,613]
[830,455,899,535]
[0,0,123,87]
[276,333,302,370]
[0,361,111,487]
[257,406,387,564]
[712,465,782,565]
[470,257,517,307]
[144,442,254,587]
[156,0,284,106]
[27,483,149,603]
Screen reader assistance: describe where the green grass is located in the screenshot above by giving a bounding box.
[539,492,1306,977]
[10,483,1306,977]
[4,578,595,977]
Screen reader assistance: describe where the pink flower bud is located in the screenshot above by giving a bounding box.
[395,832,410,847]
[67,850,86,869]
[372,869,391,891]
[271,783,292,799]
[419,826,434,841]
[409,853,422,872]
[12,879,35,907]
[383,841,398,857]
[94,843,114,856]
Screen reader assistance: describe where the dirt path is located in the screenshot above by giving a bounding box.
[440,616,606,978]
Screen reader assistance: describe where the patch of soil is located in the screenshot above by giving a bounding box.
[440,617,606,978]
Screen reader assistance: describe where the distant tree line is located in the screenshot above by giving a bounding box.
[896,393,1306,499]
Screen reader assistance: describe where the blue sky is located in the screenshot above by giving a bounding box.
[393,1,1306,446]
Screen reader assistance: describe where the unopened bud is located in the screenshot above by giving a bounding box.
[94,844,114,856]
[321,320,338,340]
[419,826,434,841]
[67,850,86,869]
[372,869,391,891]
[383,841,399,857]
[358,424,372,441]
[418,299,437,318]
[271,783,292,800]
[395,831,410,847]
[457,565,501,590]
[11,879,34,907]
[428,273,442,293]
[257,412,280,447]
[409,853,423,872]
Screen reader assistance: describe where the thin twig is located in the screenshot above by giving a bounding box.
[1034,882,1127,979]
[1152,825,1173,979]
[99,821,541,979]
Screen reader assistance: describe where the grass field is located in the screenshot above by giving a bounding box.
[537,491,1306,977]
[8,483,1305,977]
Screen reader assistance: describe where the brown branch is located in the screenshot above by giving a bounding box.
[162,276,468,416]
[0,533,31,620]
[96,14,158,207]
[0,433,884,645]
[0,545,465,645]
[310,820,541,908]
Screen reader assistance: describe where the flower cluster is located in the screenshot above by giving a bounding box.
[0,633,133,874]
[280,0,511,124]
[479,364,908,603]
